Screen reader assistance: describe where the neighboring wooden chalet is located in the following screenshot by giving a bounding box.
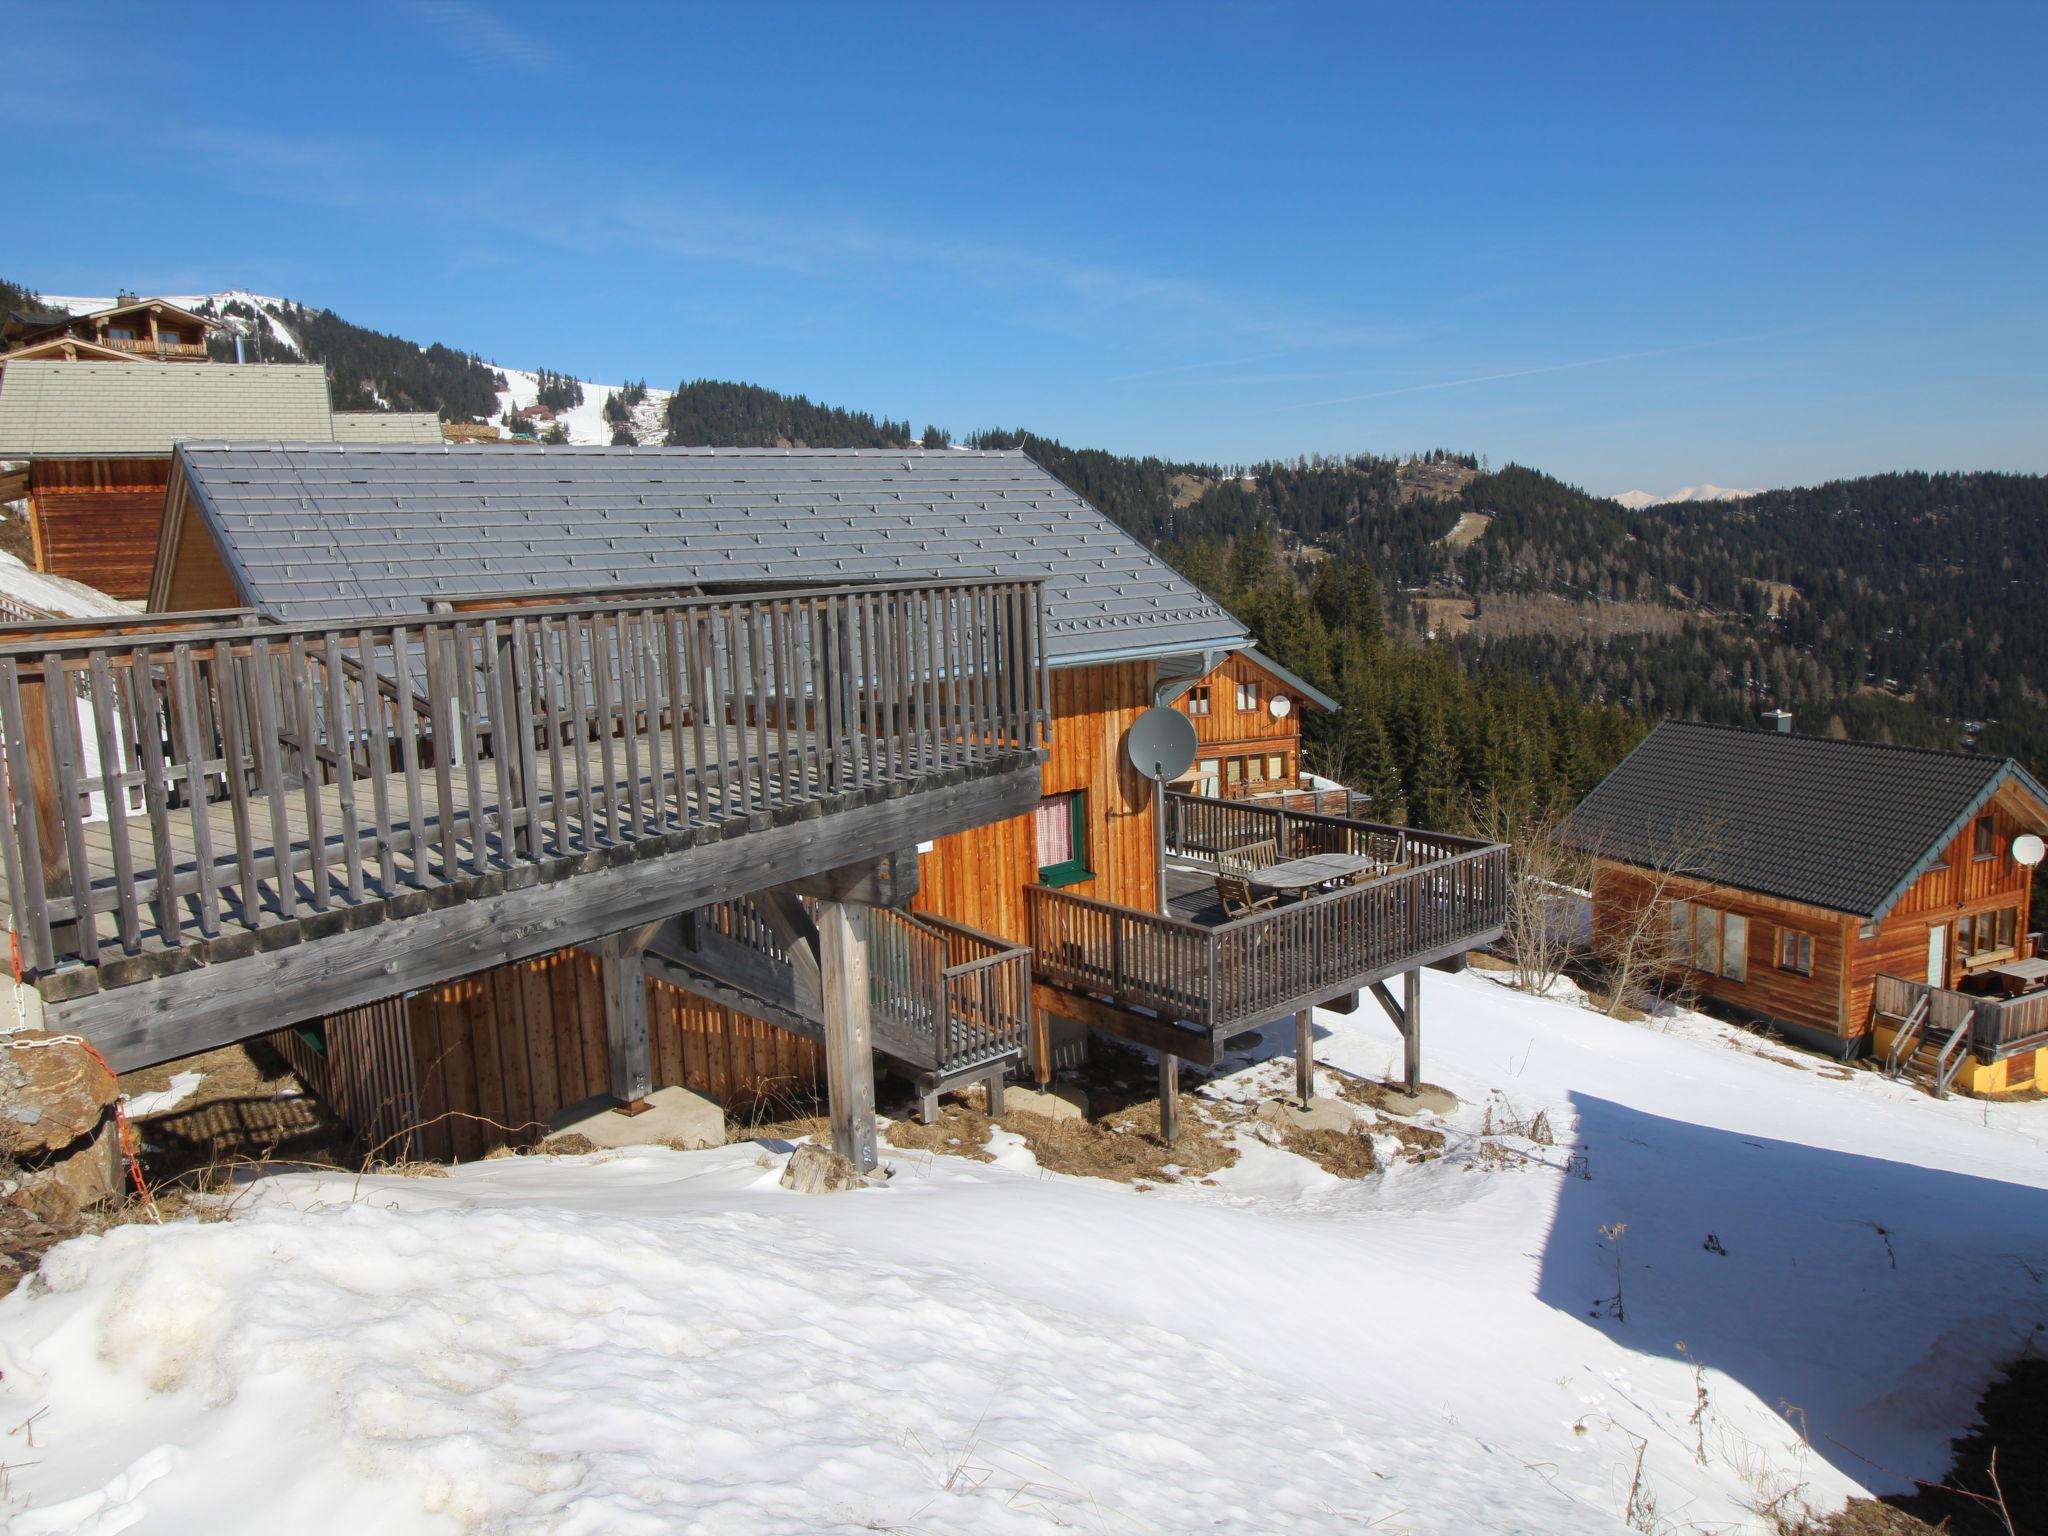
[0,297,219,370]
[1169,646,1338,803]
[0,362,441,600]
[56,442,1506,1158]
[1568,719,2048,1095]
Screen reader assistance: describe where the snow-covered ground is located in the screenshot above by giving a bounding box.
[1,971,2043,1534]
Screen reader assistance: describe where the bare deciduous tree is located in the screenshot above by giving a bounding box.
[1473,789,1594,997]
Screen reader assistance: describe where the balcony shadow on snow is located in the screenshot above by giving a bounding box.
[1537,1092,2048,1488]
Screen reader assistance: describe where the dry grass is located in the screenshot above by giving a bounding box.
[885,1101,995,1163]
[1279,1125,1379,1177]
[1003,1096,1240,1185]
[1372,1113,1448,1163]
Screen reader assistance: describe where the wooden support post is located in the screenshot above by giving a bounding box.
[1296,1007,1315,1105]
[816,898,879,1172]
[1403,967,1423,1091]
[1159,1052,1180,1144]
[599,921,662,1106]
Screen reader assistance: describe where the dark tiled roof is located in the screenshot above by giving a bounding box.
[173,443,1248,666]
[1565,719,2048,918]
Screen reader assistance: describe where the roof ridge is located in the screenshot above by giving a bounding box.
[1653,716,2013,772]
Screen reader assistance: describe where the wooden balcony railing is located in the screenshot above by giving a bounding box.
[1030,836,1509,1038]
[1164,789,1494,871]
[1872,972,2048,1069]
[96,335,210,360]
[0,579,1048,982]
[695,897,1029,1078]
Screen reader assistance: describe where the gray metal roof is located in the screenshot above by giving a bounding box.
[1565,719,2048,919]
[1242,648,1339,712]
[0,361,334,456]
[330,410,445,443]
[173,442,1248,665]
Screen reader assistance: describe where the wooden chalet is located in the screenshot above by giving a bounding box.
[0,444,1505,1169]
[1568,719,2048,1096]
[1168,646,1348,809]
[0,297,218,368]
[0,362,439,601]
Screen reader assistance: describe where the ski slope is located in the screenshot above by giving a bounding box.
[0,971,2042,1534]
[33,292,669,445]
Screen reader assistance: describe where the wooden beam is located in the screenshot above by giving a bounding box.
[770,848,920,908]
[1403,967,1423,1091]
[746,890,822,1001]
[52,758,1043,1071]
[816,898,879,1172]
[1368,979,1406,1032]
[599,921,663,1104]
[1031,982,1224,1067]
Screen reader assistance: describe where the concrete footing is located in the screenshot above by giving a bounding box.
[547,1086,725,1150]
[1253,1095,1358,1134]
[1002,1082,1089,1121]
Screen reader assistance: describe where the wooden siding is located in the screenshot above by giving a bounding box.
[914,660,1162,945]
[28,458,171,600]
[1843,790,2037,1036]
[1591,859,1852,1035]
[333,951,823,1162]
[1593,785,2043,1042]
[158,501,241,611]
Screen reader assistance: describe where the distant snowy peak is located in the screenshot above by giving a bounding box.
[34,290,669,446]
[1613,484,1764,509]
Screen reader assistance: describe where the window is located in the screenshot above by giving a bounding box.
[1668,900,1745,982]
[1974,816,1997,861]
[1694,907,1721,974]
[1779,928,1814,976]
[106,324,137,340]
[1034,792,1092,887]
[1722,914,1748,981]
[1236,679,1260,711]
[1959,906,2020,961]
[1186,686,1211,717]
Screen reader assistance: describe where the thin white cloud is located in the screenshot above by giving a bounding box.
[396,0,557,75]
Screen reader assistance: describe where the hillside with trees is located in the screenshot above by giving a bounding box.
[663,381,915,449]
[12,277,2037,815]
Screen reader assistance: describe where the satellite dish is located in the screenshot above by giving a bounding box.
[1126,705,1199,783]
[2014,834,2045,867]
[1269,695,1293,719]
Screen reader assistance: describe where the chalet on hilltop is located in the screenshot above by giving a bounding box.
[0,360,440,599]
[0,443,1502,1172]
[1568,718,2048,1096]
[0,296,219,371]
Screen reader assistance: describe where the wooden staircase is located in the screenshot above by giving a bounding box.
[1877,988,1973,1099]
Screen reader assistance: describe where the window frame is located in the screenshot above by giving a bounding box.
[1236,678,1261,711]
[1721,913,1748,982]
[1186,686,1211,717]
[1778,927,1814,977]
[1973,816,1997,862]
[1035,790,1094,888]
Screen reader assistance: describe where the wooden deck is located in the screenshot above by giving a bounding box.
[0,580,1050,1070]
[1029,793,1508,1063]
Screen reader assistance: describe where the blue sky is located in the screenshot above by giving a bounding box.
[9,1,2044,493]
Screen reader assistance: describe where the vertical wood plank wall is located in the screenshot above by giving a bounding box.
[913,660,1162,944]
[1842,794,2036,1033]
[305,659,1151,1157]
[158,509,242,610]
[29,458,173,600]
[1180,651,1315,788]
[1594,790,2039,1046]
[316,953,822,1161]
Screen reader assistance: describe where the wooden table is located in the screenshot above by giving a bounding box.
[1250,851,1382,897]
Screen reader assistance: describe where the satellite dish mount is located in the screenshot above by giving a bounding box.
[1126,706,1200,912]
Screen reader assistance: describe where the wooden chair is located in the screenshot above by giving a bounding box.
[1216,872,1280,919]
[1218,838,1280,878]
